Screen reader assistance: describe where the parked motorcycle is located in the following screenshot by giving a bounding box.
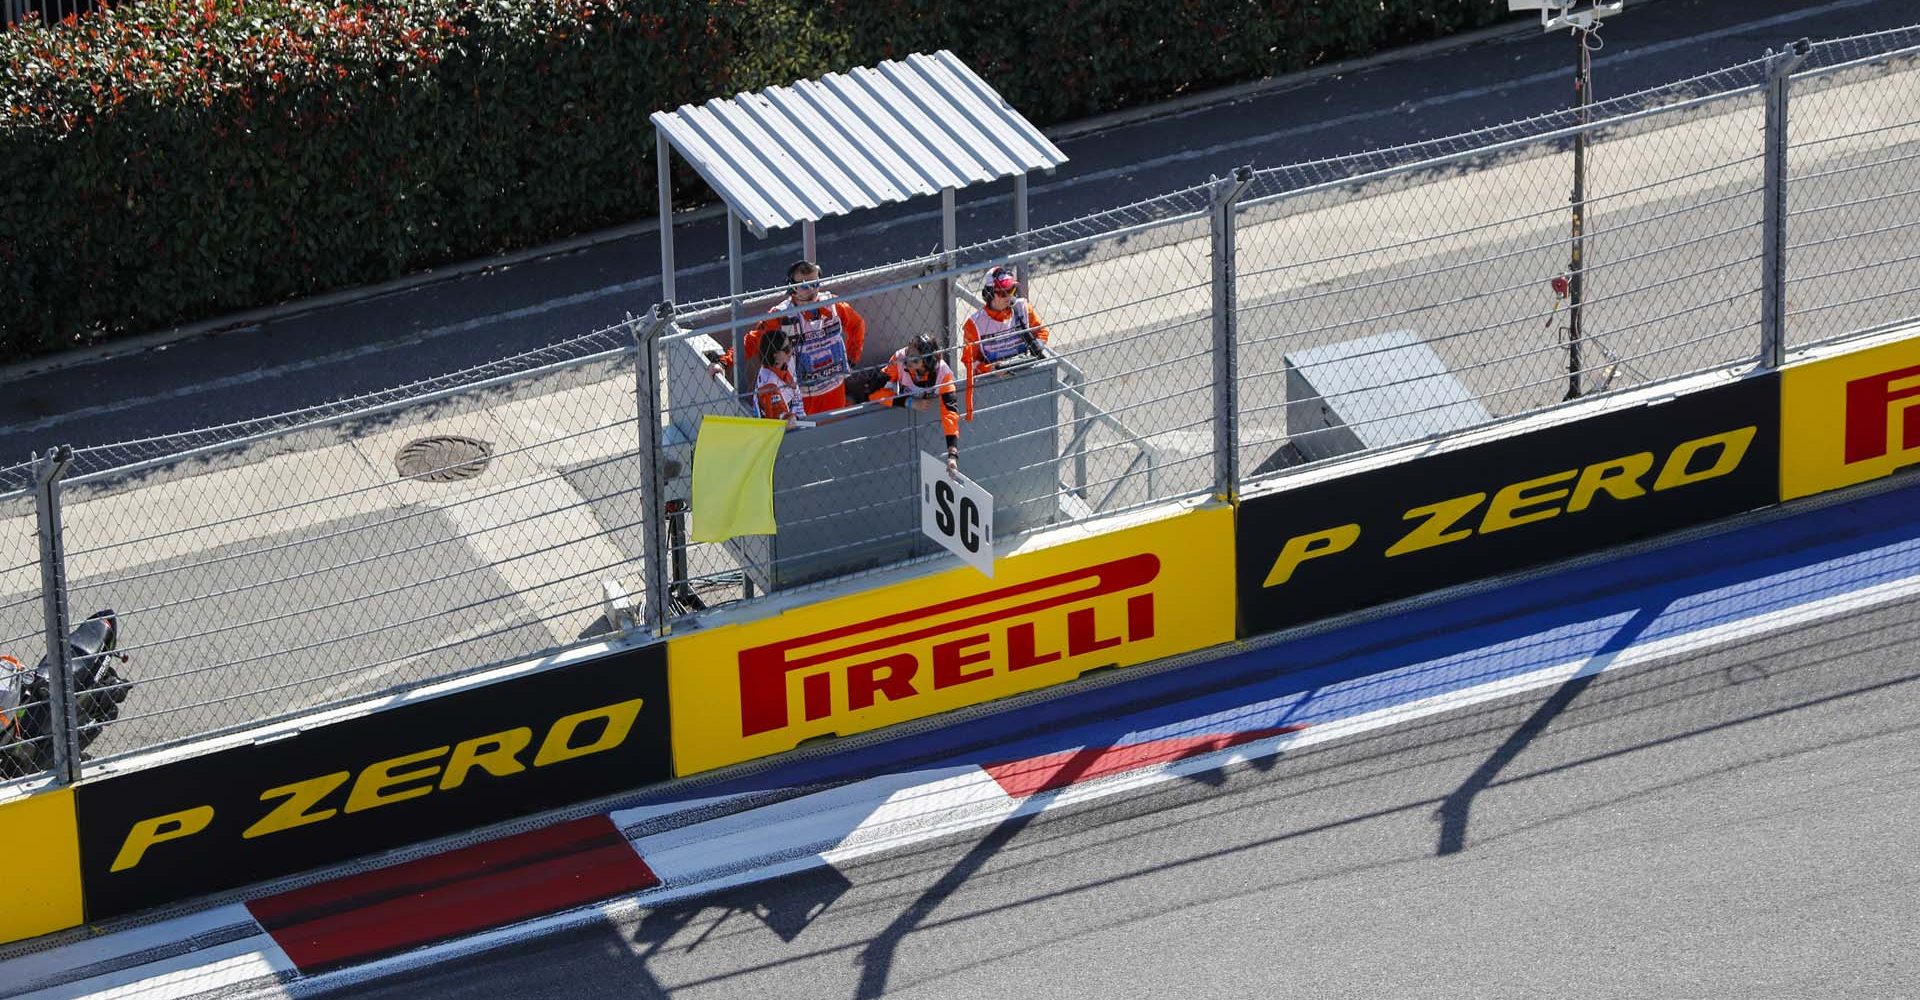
[0,610,132,777]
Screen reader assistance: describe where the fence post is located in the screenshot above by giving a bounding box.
[1209,167,1254,501]
[1761,38,1813,370]
[942,187,958,342]
[1013,174,1031,291]
[32,446,79,785]
[633,303,675,637]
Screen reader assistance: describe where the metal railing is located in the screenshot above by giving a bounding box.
[2,0,104,30]
[4,26,1917,790]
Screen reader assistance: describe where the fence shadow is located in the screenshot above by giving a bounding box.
[1433,599,1667,856]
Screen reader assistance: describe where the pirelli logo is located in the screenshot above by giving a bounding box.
[1782,340,1920,501]
[736,554,1160,737]
[1843,363,1920,465]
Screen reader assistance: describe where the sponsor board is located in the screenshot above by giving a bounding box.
[1782,334,1920,500]
[668,505,1235,775]
[0,787,82,943]
[921,452,995,578]
[74,644,671,920]
[1237,375,1779,633]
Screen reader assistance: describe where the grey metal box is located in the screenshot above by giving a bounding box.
[1284,331,1491,462]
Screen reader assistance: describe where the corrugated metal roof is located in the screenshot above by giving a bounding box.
[652,51,1068,236]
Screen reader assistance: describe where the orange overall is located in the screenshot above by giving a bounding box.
[717,294,867,412]
[960,298,1050,419]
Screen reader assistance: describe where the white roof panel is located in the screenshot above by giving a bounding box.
[762,85,905,203]
[653,51,1067,234]
[876,60,1014,178]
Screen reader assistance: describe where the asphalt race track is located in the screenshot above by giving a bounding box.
[6,0,1914,766]
[328,509,1920,999]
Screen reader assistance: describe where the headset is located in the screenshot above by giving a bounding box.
[788,258,822,294]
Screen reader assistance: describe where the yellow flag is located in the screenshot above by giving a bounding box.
[691,415,786,543]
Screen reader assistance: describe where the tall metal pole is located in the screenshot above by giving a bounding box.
[1564,27,1593,402]
[1013,174,1031,291]
[941,187,958,341]
[1760,39,1813,370]
[657,131,676,304]
[1210,167,1253,502]
[632,304,674,636]
[33,446,79,784]
[727,208,743,387]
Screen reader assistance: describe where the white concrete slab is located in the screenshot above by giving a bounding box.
[54,445,392,581]
[440,473,636,645]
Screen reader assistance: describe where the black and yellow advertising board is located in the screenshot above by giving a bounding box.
[1236,373,1781,634]
[0,787,83,943]
[74,643,671,920]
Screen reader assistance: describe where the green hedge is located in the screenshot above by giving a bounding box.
[0,0,1504,362]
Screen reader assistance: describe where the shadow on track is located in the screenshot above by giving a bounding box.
[1434,599,1666,855]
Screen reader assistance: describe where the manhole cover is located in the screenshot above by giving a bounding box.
[395,435,493,483]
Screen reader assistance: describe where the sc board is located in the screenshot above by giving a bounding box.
[920,452,995,577]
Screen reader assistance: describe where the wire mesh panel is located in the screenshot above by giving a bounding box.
[1230,83,1769,482]
[39,337,649,765]
[1785,44,1920,349]
[1020,209,1218,513]
[1576,87,1767,386]
[0,488,51,785]
[1233,140,1574,475]
[0,483,49,785]
[52,328,635,487]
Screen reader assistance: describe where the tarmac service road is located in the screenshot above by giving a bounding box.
[1,0,1911,460]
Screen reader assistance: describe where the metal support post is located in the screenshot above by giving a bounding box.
[1068,368,1088,498]
[632,304,675,636]
[1013,174,1031,290]
[1761,39,1812,370]
[33,446,79,784]
[1209,167,1254,502]
[657,131,676,303]
[1564,26,1594,402]
[942,187,958,338]
[802,219,818,263]
[727,208,744,384]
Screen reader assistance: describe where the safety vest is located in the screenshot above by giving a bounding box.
[885,346,956,399]
[754,363,805,421]
[0,654,25,741]
[774,295,852,396]
[969,299,1039,364]
[883,347,961,439]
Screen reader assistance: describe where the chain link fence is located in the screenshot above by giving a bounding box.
[1786,40,1920,348]
[1,0,101,31]
[4,336,653,779]
[1234,83,1774,476]
[0,479,49,781]
[5,25,1919,791]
